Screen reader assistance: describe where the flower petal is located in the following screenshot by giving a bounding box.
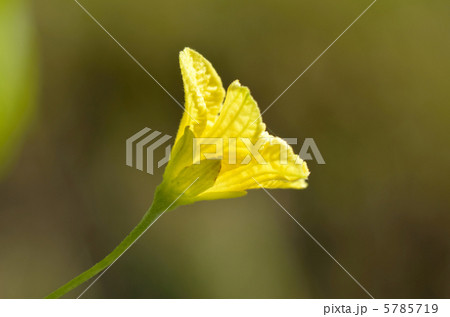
[203,80,265,140]
[203,133,309,193]
[176,48,225,141]
[202,80,266,172]
[195,190,247,202]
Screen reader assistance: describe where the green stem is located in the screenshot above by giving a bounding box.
[45,196,171,299]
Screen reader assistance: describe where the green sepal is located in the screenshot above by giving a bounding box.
[163,126,194,181]
[157,126,223,207]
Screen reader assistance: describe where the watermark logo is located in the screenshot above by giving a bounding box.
[126,127,172,175]
[193,137,325,165]
[287,137,326,165]
[126,127,325,174]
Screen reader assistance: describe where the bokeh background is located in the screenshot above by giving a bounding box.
[1,0,449,298]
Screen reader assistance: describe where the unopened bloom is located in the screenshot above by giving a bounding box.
[156,48,309,207]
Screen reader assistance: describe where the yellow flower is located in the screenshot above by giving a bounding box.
[156,48,310,207]
[46,49,311,297]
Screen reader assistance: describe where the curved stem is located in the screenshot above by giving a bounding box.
[45,200,168,299]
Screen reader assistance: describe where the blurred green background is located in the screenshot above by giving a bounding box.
[1,0,449,298]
